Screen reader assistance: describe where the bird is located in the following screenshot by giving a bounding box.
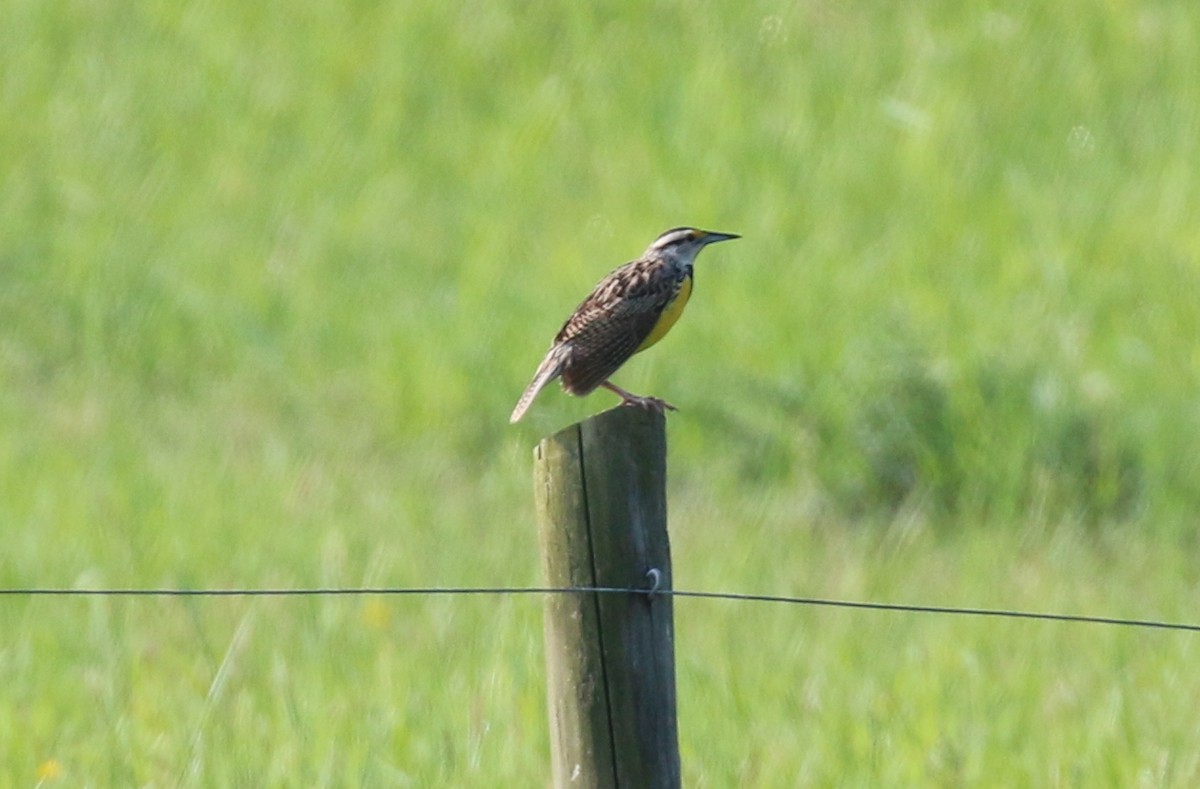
[510,226,739,423]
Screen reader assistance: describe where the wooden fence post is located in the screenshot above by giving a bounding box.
[533,406,680,789]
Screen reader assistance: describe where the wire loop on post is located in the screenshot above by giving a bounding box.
[644,568,663,599]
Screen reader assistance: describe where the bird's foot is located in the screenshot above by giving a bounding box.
[601,381,677,414]
[621,394,677,414]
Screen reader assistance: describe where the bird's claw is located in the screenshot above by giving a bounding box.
[620,395,677,414]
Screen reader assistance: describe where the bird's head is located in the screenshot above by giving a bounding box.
[646,227,740,265]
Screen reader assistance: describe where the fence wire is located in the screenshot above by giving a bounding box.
[1,585,1196,632]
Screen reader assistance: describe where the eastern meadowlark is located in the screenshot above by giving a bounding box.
[510,226,739,423]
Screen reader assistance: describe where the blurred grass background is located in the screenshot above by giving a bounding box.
[3,0,1199,785]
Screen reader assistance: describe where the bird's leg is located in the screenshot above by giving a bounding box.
[600,381,677,414]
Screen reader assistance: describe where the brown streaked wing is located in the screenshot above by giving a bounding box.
[559,305,662,395]
[556,261,678,395]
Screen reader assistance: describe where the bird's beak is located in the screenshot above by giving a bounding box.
[701,231,740,244]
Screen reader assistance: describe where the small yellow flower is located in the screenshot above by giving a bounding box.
[37,759,63,782]
[361,598,390,630]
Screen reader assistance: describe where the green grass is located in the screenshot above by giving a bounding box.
[3,0,1200,784]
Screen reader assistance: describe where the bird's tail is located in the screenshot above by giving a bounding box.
[510,346,569,423]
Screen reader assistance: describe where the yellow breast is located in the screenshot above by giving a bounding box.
[635,273,692,353]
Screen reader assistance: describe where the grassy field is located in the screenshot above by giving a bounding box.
[3,0,1200,785]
